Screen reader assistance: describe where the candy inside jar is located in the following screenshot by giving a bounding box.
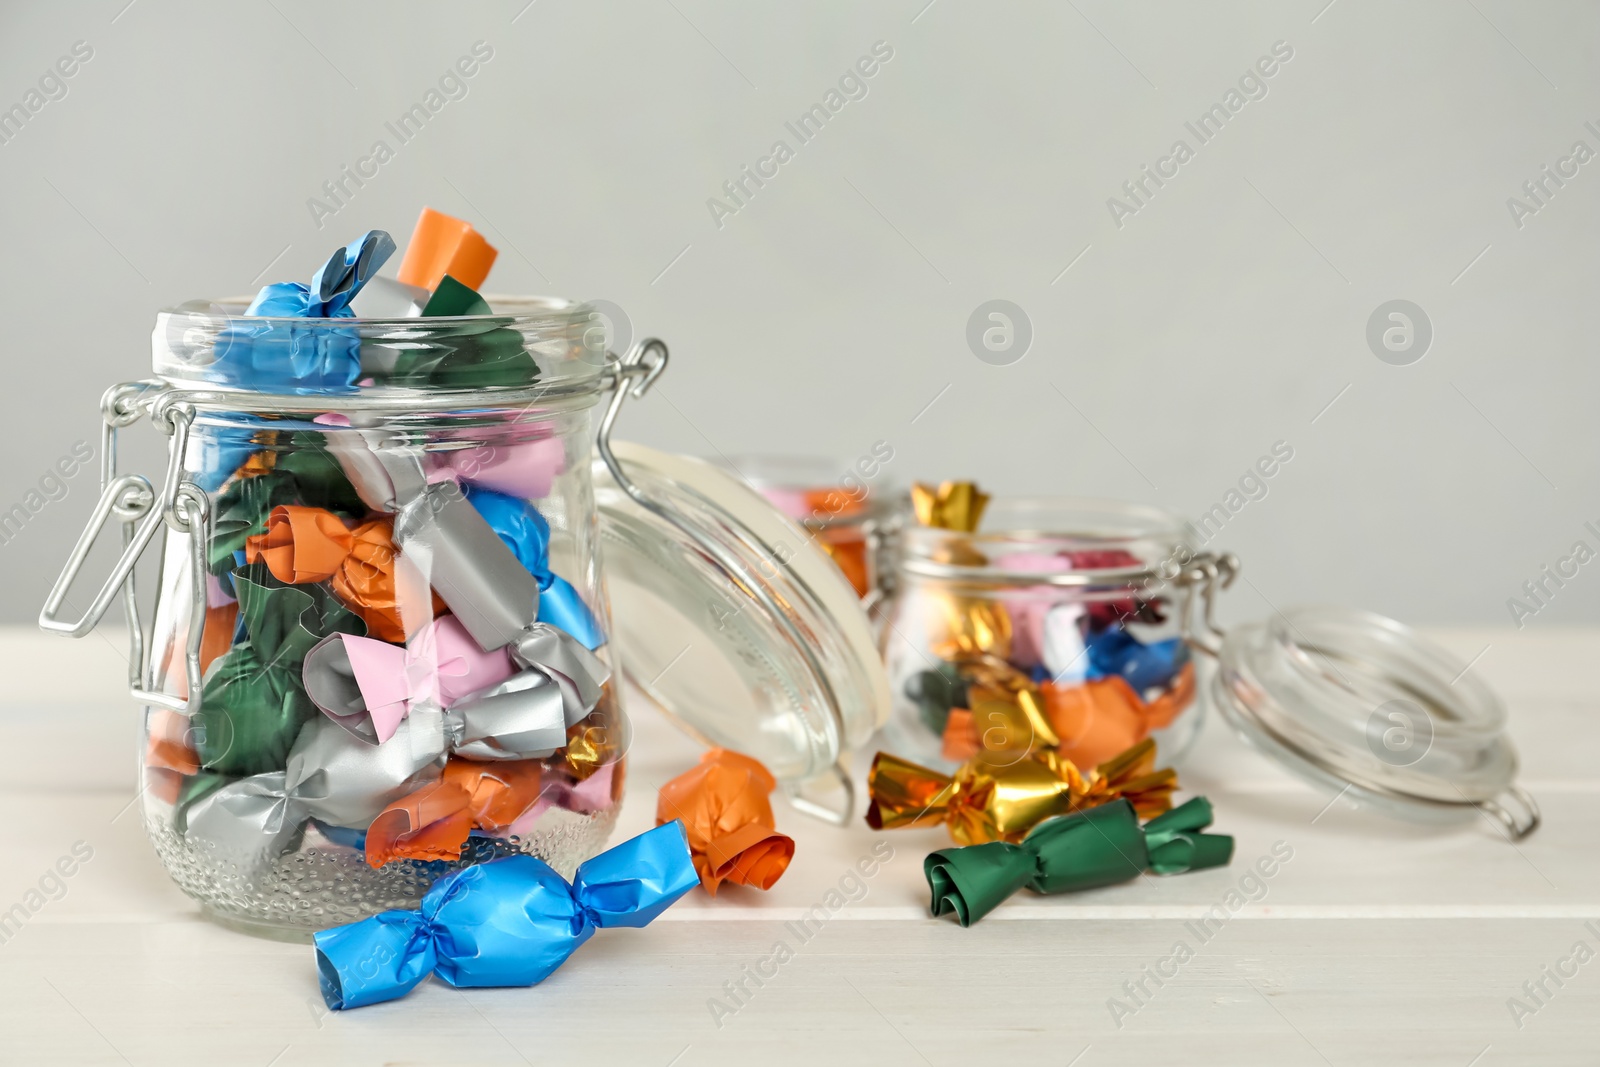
[139,393,625,938]
[877,490,1207,772]
[725,452,895,600]
[42,217,893,940]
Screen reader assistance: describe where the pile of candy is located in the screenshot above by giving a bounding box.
[146,211,625,883]
[119,224,1240,996]
[314,749,800,1009]
[902,481,1196,770]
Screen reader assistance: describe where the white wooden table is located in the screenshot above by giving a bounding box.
[1,625,1595,1066]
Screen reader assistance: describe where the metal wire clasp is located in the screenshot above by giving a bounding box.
[39,381,210,714]
[1174,551,1240,658]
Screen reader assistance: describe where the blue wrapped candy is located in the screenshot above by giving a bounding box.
[313,821,698,1010]
[212,231,396,395]
[1085,628,1185,693]
[246,230,396,318]
[465,485,606,650]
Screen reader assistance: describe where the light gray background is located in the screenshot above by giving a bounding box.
[1,0,1596,629]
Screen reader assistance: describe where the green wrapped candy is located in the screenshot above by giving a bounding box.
[194,564,365,775]
[370,278,539,389]
[421,275,493,316]
[906,663,968,735]
[924,796,1234,926]
[383,327,536,389]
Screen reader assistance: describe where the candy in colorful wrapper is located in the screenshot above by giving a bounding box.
[464,485,605,650]
[657,749,795,895]
[430,433,565,501]
[905,662,968,736]
[247,230,398,319]
[865,738,1176,845]
[347,275,429,318]
[561,704,625,780]
[1044,665,1196,768]
[304,635,586,763]
[396,207,499,292]
[364,759,544,867]
[183,715,444,868]
[313,820,698,1009]
[317,434,612,717]
[244,505,443,642]
[208,443,367,574]
[422,274,492,316]
[911,481,990,532]
[924,797,1234,926]
[1040,602,1089,684]
[368,758,622,868]
[1085,627,1185,692]
[389,480,609,696]
[195,564,366,776]
[509,759,618,833]
[214,232,396,394]
[912,481,1016,665]
[191,423,264,494]
[386,320,538,389]
[301,616,517,744]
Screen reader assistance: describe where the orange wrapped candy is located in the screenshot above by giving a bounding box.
[396,207,498,292]
[165,600,238,701]
[939,662,1199,770]
[365,760,545,867]
[656,749,795,895]
[144,708,200,804]
[244,505,442,642]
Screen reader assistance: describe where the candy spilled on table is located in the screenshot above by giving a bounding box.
[924,797,1234,926]
[865,737,1177,845]
[314,821,698,1009]
[657,748,795,895]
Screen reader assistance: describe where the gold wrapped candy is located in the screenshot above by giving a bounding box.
[865,738,1177,845]
[911,481,990,532]
[912,481,1012,661]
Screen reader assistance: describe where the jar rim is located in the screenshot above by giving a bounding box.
[899,495,1198,586]
[152,294,609,400]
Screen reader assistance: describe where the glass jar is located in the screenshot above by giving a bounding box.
[42,299,888,940]
[877,497,1205,772]
[876,493,1541,842]
[721,454,896,600]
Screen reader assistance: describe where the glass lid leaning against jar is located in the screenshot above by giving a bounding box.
[40,296,888,941]
[876,488,1539,843]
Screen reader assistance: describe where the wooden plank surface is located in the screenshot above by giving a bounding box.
[0,626,1595,1065]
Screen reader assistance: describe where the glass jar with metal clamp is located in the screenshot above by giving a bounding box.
[41,299,888,940]
[875,494,1538,841]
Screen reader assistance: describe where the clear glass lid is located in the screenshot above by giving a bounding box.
[594,441,890,822]
[1213,605,1537,837]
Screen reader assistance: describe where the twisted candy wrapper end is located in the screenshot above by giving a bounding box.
[866,740,1177,846]
[246,231,396,318]
[314,821,698,1010]
[657,749,795,895]
[925,796,1233,927]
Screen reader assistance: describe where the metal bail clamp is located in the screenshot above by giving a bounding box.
[39,381,210,717]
